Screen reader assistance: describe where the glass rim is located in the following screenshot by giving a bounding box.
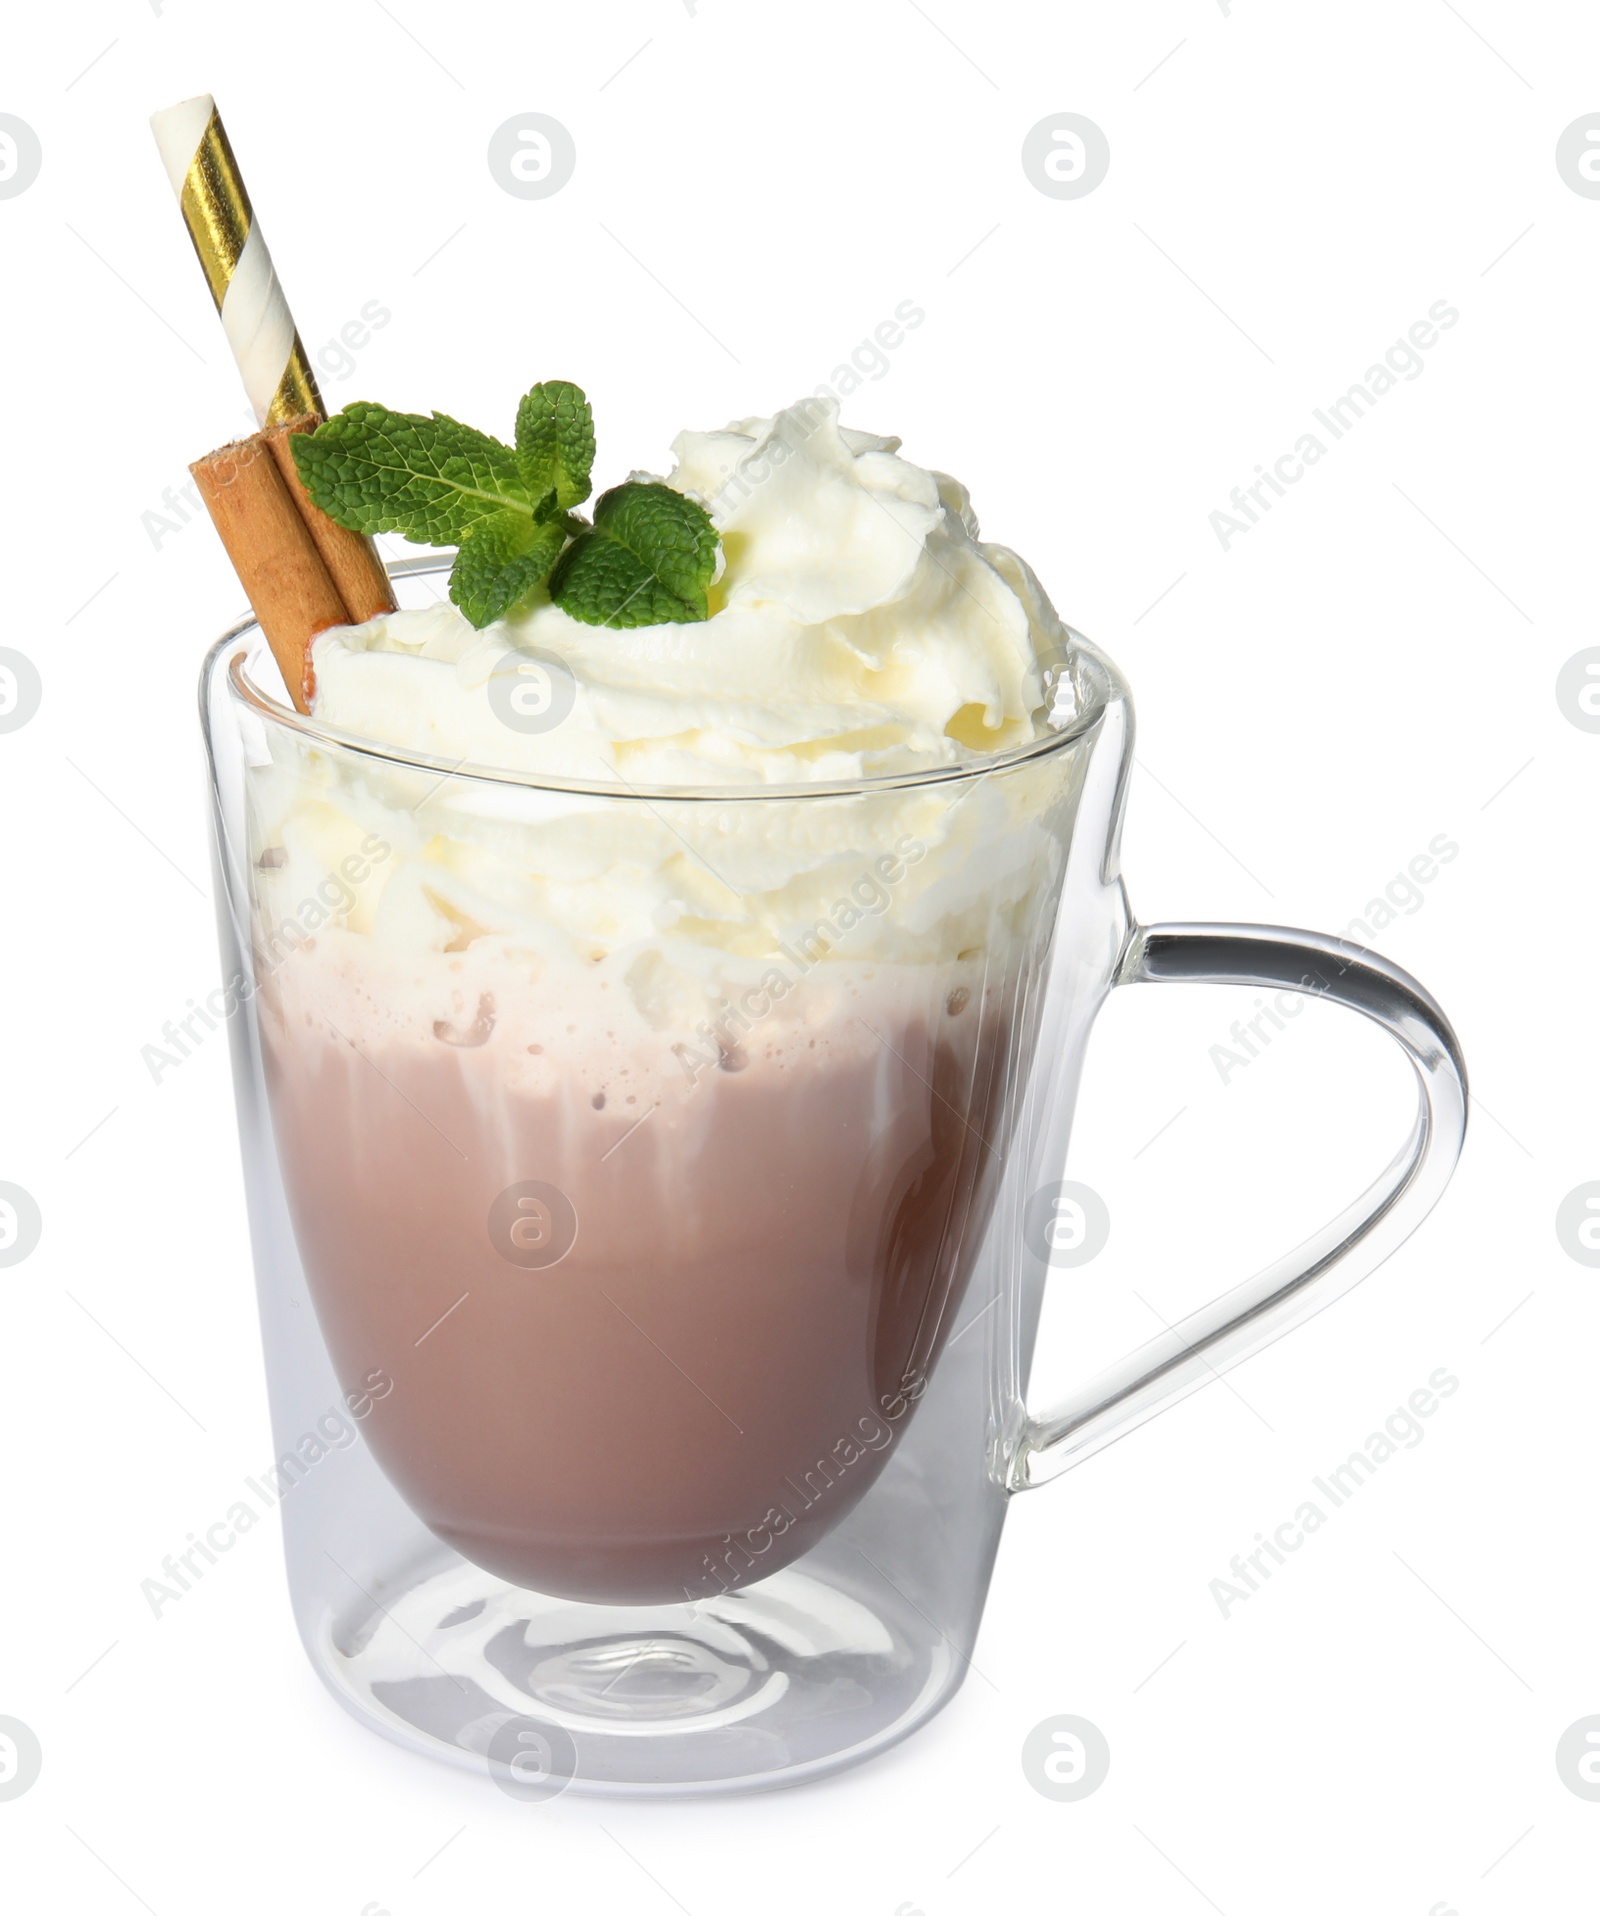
[202,555,1127,803]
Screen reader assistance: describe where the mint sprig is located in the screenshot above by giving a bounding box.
[290,381,717,631]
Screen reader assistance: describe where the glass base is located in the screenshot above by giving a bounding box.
[311,1549,961,1796]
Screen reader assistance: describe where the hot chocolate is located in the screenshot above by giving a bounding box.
[245,393,1075,1604]
[262,984,1015,1602]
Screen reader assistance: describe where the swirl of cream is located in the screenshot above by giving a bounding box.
[308,396,1066,786]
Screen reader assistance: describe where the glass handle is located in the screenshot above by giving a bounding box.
[1010,923,1468,1490]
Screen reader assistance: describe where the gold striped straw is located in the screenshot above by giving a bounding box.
[150,94,323,428]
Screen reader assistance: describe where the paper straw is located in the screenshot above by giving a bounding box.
[150,94,323,428]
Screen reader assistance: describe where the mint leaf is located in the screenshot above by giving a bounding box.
[549,483,717,628]
[449,512,566,629]
[515,381,594,510]
[291,401,534,544]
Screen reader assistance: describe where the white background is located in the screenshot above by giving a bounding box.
[1,2,1595,1910]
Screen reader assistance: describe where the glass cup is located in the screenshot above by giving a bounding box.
[200,559,1466,1796]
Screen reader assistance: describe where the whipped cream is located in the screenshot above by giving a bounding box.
[308,397,1068,785]
[246,400,1087,1060]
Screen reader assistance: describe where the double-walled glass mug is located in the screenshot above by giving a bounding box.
[200,559,1466,1796]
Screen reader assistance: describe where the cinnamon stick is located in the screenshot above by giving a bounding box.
[266,415,398,625]
[191,436,348,714]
